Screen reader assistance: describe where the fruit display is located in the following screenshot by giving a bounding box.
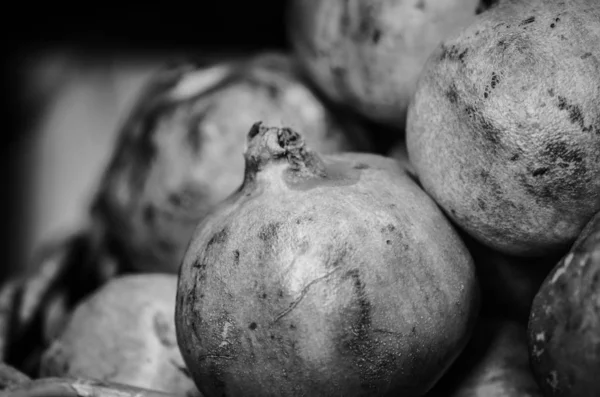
[3,0,600,396]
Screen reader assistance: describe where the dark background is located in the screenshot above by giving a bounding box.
[1,2,290,283]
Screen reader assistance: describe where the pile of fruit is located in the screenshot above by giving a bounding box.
[1,0,599,396]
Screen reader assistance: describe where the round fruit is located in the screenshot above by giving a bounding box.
[39,274,199,397]
[406,0,600,256]
[176,122,479,397]
[428,318,542,396]
[91,52,370,274]
[528,212,600,397]
[287,0,480,129]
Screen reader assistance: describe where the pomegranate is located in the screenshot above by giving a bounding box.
[406,0,600,256]
[287,0,480,129]
[91,52,371,274]
[39,274,200,396]
[528,212,600,397]
[176,122,479,397]
[428,318,541,396]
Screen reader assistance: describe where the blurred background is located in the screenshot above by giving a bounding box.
[2,2,289,283]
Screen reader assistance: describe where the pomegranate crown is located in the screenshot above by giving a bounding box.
[243,121,326,178]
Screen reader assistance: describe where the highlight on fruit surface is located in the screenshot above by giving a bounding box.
[91,52,372,274]
[528,212,600,397]
[39,274,199,397]
[287,0,480,130]
[427,318,542,397]
[175,122,479,397]
[406,0,600,256]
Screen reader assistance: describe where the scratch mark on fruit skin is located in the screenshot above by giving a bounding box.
[551,253,574,283]
[557,96,598,134]
[519,16,536,27]
[273,267,342,323]
[445,84,459,104]
[197,354,235,360]
[208,227,229,247]
[439,44,469,64]
[372,329,403,337]
[169,358,192,378]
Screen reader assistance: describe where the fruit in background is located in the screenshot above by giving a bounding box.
[427,318,542,397]
[287,0,480,132]
[466,239,555,323]
[406,0,600,256]
[4,376,186,397]
[176,123,479,397]
[91,52,372,274]
[39,274,200,397]
[528,212,600,397]
[2,229,115,376]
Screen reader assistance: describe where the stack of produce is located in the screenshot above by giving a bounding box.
[1,0,598,396]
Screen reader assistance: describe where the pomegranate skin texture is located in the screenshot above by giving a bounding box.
[406,0,600,257]
[175,123,479,397]
[528,212,600,397]
[91,52,369,274]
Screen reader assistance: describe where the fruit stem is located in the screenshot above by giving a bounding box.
[243,122,327,181]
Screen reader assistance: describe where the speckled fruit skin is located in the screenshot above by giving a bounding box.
[287,0,480,128]
[39,274,200,397]
[428,318,541,397]
[91,52,370,274]
[528,212,600,397]
[175,123,479,397]
[406,0,600,256]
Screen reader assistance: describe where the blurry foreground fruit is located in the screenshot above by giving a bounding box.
[1,229,115,375]
[407,0,600,256]
[428,318,541,396]
[176,123,479,397]
[40,274,199,397]
[528,212,600,397]
[288,0,480,130]
[92,52,371,274]
[2,376,183,397]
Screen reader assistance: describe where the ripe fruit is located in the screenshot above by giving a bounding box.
[528,212,600,397]
[406,0,600,256]
[39,274,199,396]
[91,52,370,273]
[287,0,480,129]
[428,318,542,396]
[176,123,479,397]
